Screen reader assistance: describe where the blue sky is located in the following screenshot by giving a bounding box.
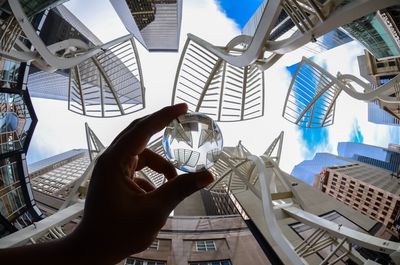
[215,0,264,29]
[26,0,400,185]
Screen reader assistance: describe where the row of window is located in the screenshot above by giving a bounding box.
[125,259,231,265]
[148,239,217,252]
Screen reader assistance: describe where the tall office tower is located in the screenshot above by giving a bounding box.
[26,5,102,101]
[119,216,269,265]
[28,149,90,214]
[0,62,43,238]
[291,153,352,185]
[358,50,400,86]
[368,101,400,126]
[338,142,400,173]
[242,0,353,57]
[292,141,400,183]
[342,6,400,60]
[111,0,183,52]
[316,163,400,235]
[292,142,400,236]
[357,49,400,125]
[0,0,68,17]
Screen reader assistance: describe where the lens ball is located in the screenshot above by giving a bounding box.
[162,113,223,173]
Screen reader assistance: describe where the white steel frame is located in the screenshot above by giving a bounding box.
[68,37,145,118]
[186,0,399,69]
[85,123,105,162]
[283,57,400,128]
[172,36,265,122]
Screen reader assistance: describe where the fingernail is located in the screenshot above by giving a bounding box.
[175,103,188,111]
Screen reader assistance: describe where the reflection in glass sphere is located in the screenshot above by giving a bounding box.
[163,113,223,173]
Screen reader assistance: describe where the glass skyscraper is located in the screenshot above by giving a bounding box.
[338,142,400,173]
[291,153,351,185]
[0,64,43,239]
[110,0,183,51]
[342,9,400,60]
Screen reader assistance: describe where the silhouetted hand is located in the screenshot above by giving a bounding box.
[0,104,214,265]
[72,103,214,264]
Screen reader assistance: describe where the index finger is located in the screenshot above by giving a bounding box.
[111,103,188,158]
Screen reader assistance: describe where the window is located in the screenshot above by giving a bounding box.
[148,239,159,250]
[125,258,166,265]
[189,260,231,265]
[196,240,216,252]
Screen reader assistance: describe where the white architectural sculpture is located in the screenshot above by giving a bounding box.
[172,35,265,122]
[172,0,399,121]
[207,132,400,265]
[1,0,146,117]
[283,57,400,128]
[68,37,145,118]
[185,0,398,69]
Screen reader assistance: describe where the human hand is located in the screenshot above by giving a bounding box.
[70,104,214,264]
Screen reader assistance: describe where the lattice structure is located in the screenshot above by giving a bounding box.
[294,228,353,264]
[261,131,284,165]
[85,123,105,162]
[68,38,145,117]
[207,142,258,195]
[283,57,400,128]
[172,37,265,122]
[29,226,66,244]
[282,58,341,128]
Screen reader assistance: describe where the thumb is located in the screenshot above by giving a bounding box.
[153,170,214,213]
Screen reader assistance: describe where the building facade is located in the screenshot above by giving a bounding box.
[118,216,270,265]
[317,163,400,234]
[338,141,400,173]
[28,149,90,214]
[111,0,183,51]
[358,49,400,85]
[357,49,400,125]
[291,152,352,185]
[342,7,400,60]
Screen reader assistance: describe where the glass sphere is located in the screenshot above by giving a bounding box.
[163,112,223,173]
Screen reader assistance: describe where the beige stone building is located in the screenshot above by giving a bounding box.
[316,163,400,234]
[118,216,270,265]
[357,49,400,124]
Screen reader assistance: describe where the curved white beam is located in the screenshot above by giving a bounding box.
[247,155,305,265]
[283,57,400,128]
[283,206,400,255]
[187,0,398,68]
[8,0,133,70]
[186,0,283,67]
